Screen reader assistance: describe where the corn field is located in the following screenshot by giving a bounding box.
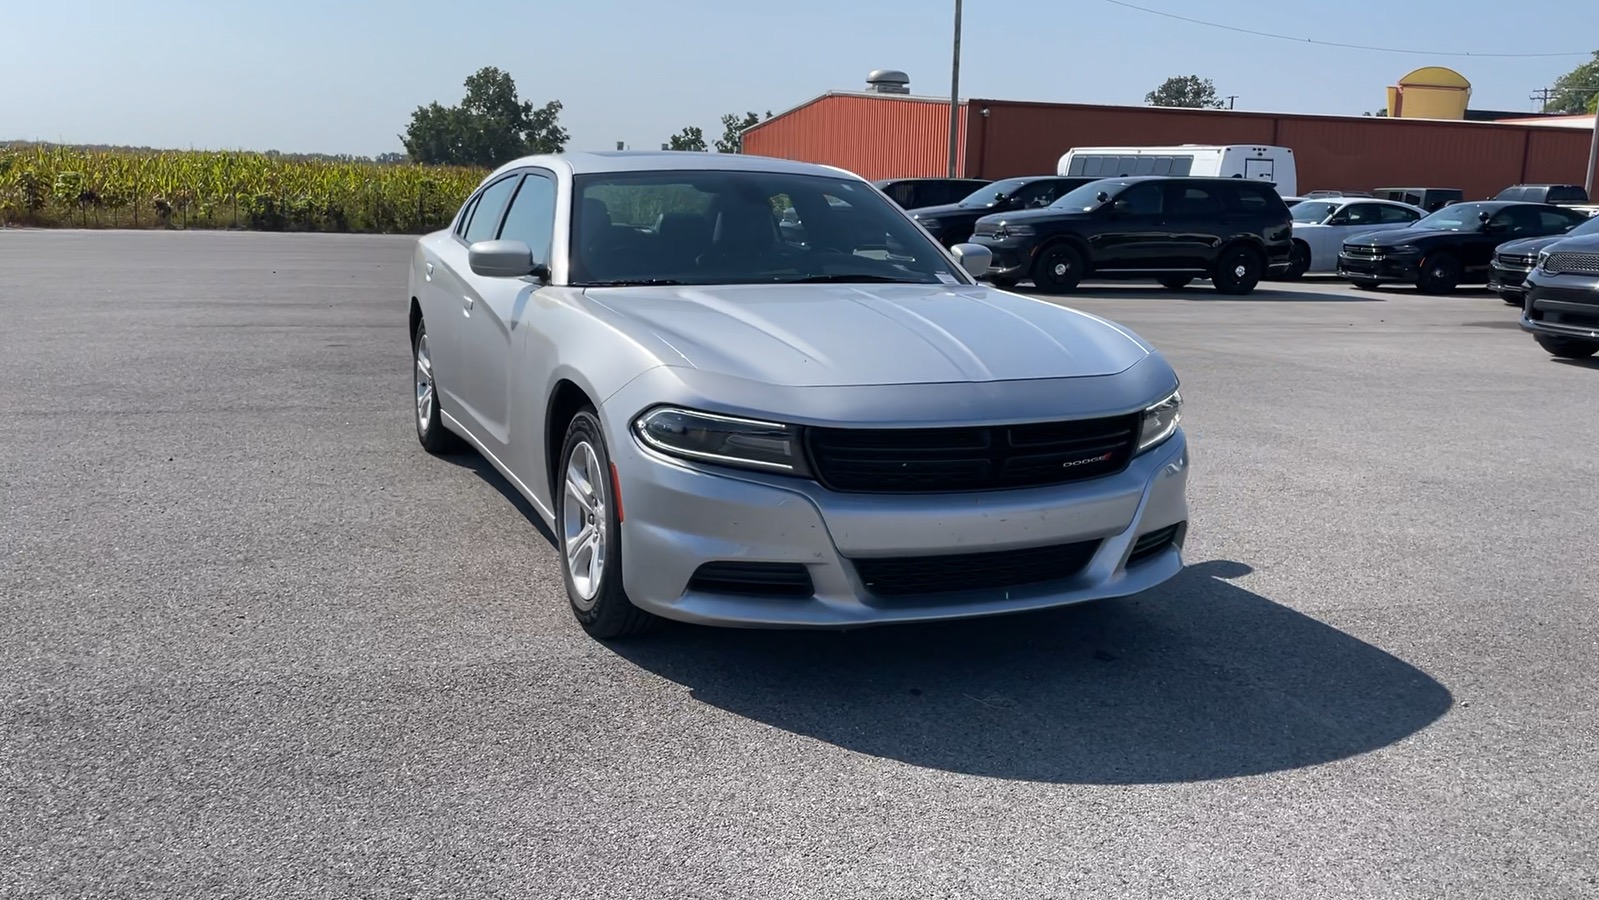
[0,145,486,233]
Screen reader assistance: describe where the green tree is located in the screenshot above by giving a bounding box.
[1145,75,1224,109]
[714,111,773,153]
[401,67,569,167]
[1542,51,1599,114]
[666,126,707,151]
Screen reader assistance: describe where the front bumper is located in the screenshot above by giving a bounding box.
[1337,251,1421,283]
[1489,259,1533,297]
[1519,271,1599,340]
[970,237,1037,280]
[608,428,1191,629]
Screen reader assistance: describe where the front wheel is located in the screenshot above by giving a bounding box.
[1158,276,1193,290]
[558,410,660,640]
[1417,253,1462,295]
[1032,243,1084,293]
[1501,293,1523,307]
[1281,242,1311,280]
[1211,245,1264,295]
[413,320,461,454]
[1534,335,1599,360]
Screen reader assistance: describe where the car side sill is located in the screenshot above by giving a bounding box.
[441,410,557,528]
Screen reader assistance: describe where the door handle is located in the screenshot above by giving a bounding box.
[463,296,474,312]
[425,262,434,281]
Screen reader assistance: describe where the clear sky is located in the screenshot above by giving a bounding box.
[3,0,1594,156]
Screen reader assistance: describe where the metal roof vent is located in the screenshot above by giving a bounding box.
[866,69,910,94]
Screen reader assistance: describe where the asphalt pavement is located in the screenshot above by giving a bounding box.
[3,230,1596,899]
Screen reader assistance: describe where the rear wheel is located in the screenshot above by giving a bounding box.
[558,409,661,640]
[1211,245,1264,295]
[413,320,461,454]
[1417,253,1462,295]
[1534,335,1599,359]
[986,276,1020,290]
[1158,276,1193,290]
[1031,243,1084,293]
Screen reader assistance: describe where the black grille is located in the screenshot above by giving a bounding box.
[1544,252,1599,276]
[851,539,1101,597]
[1127,523,1183,568]
[687,562,814,598]
[1496,253,1535,268]
[1342,244,1382,258]
[805,414,1141,494]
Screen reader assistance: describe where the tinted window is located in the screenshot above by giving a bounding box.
[1166,183,1224,216]
[1537,208,1585,231]
[1011,180,1066,208]
[958,178,1028,208]
[1169,157,1193,176]
[1118,182,1164,215]
[462,176,519,243]
[1228,183,1277,213]
[1378,204,1421,224]
[1546,186,1587,204]
[1415,202,1498,232]
[1489,205,1542,234]
[1052,179,1125,211]
[497,173,558,264]
[454,194,481,237]
[1134,156,1157,176]
[1340,203,1385,227]
[1570,215,1599,237]
[1291,201,1338,223]
[568,170,963,287]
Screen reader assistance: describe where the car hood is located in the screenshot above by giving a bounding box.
[1496,234,1571,256]
[580,283,1151,387]
[977,207,1085,227]
[1347,227,1474,247]
[912,202,989,219]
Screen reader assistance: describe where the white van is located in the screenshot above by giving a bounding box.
[1056,144,1297,197]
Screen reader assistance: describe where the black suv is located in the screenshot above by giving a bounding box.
[1519,232,1599,359]
[872,177,992,210]
[968,176,1293,294]
[909,176,1097,247]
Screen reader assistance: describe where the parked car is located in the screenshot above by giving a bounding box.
[1518,233,1599,359]
[1336,201,1592,294]
[873,177,992,210]
[407,150,1190,639]
[909,176,1097,246]
[1490,213,1599,305]
[1280,197,1427,278]
[969,175,1293,294]
[1493,183,1589,206]
[1372,187,1464,212]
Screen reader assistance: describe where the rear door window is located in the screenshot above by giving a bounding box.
[1378,204,1421,224]
[462,176,520,243]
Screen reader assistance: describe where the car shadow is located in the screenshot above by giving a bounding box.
[438,447,558,548]
[607,560,1452,785]
[1552,356,1599,371]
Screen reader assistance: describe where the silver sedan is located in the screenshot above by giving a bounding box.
[407,151,1190,639]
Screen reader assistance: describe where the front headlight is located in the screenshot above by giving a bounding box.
[1137,390,1182,454]
[633,407,810,475]
[1388,244,1422,255]
[995,223,1035,238]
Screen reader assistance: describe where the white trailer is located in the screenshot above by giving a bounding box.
[1056,144,1298,197]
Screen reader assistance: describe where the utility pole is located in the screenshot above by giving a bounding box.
[1587,109,1599,197]
[1225,95,1238,110]
[947,0,962,178]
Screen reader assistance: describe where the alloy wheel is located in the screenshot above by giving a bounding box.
[415,333,435,435]
[562,441,608,607]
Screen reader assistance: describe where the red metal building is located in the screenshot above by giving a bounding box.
[742,91,1593,201]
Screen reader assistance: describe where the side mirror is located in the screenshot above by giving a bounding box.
[468,239,543,279]
[1477,211,1492,223]
[950,243,993,278]
[1095,191,1110,203]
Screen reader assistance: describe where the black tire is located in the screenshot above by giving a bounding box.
[1281,242,1311,280]
[1349,279,1382,291]
[1211,245,1264,295]
[1501,293,1523,307]
[412,319,462,454]
[1534,335,1599,360]
[1032,243,1085,293]
[1158,276,1194,290]
[986,276,1020,290]
[1417,252,1462,295]
[557,409,661,640]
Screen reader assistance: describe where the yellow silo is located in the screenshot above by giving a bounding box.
[1387,67,1472,119]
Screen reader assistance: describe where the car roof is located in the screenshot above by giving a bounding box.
[481,150,860,182]
[872,177,988,185]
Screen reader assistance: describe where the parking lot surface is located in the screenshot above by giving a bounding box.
[3,230,1597,899]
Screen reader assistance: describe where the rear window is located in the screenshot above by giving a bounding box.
[1546,186,1588,204]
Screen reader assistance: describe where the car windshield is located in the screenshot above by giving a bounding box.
[957,178,1030,208]
[1290,201,1339,223]
[568,170,965,287]
[1049,180,1123,211]
[1413,202,1496,232]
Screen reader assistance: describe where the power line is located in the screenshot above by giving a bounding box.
[1100,0,1594,58]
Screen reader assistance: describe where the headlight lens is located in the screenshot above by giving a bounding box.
[1137,390,1182,453]
[1388,244,1422,255]
[633,407,810,475]
[996,223,1034,238]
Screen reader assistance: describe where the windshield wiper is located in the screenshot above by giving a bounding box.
[578,278,685,286]
[780,274,929,284]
